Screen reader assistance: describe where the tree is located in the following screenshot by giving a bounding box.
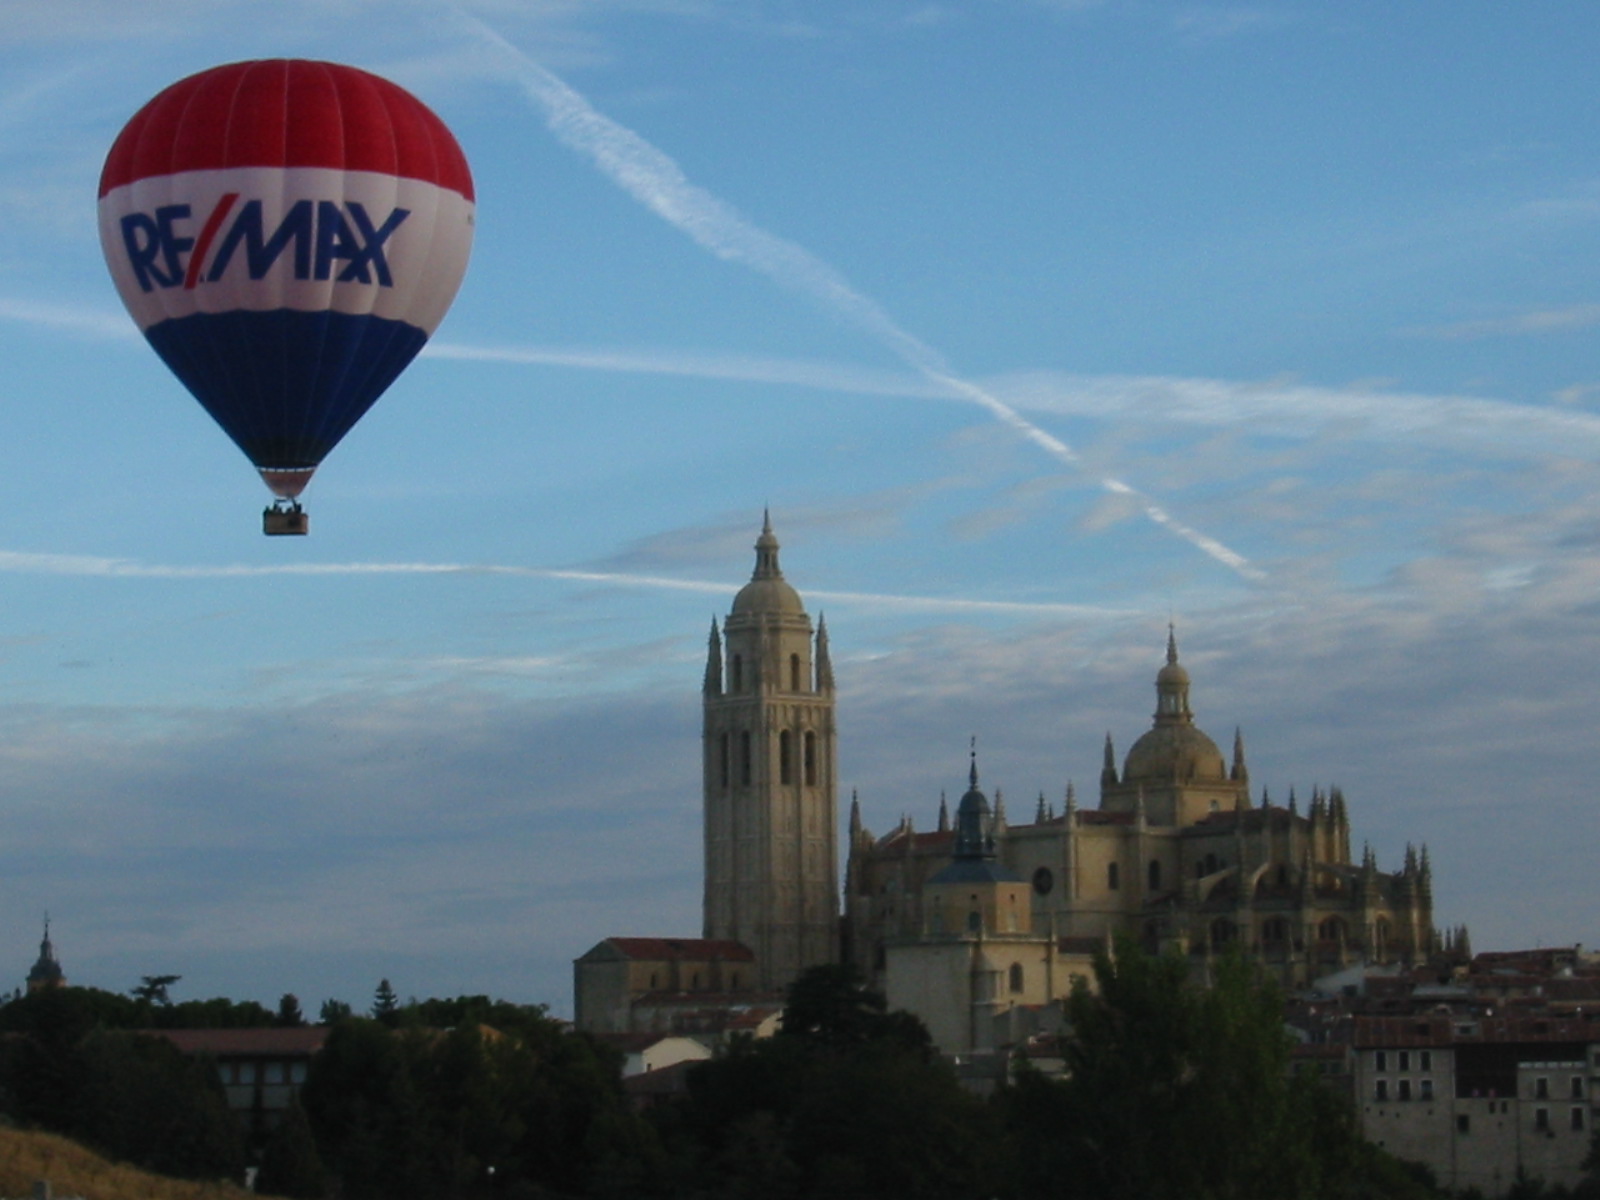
[319,998,353,1024]
[255,1096,326,1199]
[275,993,306,1028]
[130,974,181,1006]
[999,938,1427,1200]
[371,979,399,1026]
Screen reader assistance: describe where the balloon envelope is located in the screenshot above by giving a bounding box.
[98,59,475,498]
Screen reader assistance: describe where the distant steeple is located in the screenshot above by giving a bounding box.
[26,917,65,994]
[937,791,950,833]
[1101,733,1118,788]
[816,615,835,692]
[1231,728,1248,784]
[703,619,723,695]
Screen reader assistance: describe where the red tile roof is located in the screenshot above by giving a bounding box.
[155,1027,329,1057]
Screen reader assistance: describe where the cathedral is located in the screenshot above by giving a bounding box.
[575,517,1441,1053]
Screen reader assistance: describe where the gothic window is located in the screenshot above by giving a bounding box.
[779,730,792,785]
[719,733,730,789]
[804,731,817,786]
[1148,860,1162,891]
[1203,852,1218,875]
[1009,963,1024,994]
[790,653,802,692]
[1107,862,1119,891]
[1210,918,1236,949]
[1319,917,1345,942]
[1262,917,1288,945]
[731,655,743,692]
[739,731,752,786]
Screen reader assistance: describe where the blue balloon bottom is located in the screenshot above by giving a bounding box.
[144,308,429,471]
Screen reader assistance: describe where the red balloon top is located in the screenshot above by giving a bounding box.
[99,59,474,202]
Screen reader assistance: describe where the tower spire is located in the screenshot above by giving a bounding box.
[703,618,723,695]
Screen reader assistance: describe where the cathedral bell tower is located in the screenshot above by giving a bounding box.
[703,515,839,990]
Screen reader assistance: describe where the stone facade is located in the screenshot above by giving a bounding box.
[844,630,1439,1047]
[701,515,839,991]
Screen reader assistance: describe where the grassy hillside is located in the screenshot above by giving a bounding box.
[0,1126,261,1200]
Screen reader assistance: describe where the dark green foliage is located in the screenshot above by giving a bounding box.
[999,939,1439,1200]
[256,1097,326,1199]
[319,998,353,1024]
[131,974,181,1005]
[370,979,399,1026]
[660,965,995,1200]
[300,1005,657,1199]
[276,993,307,1028]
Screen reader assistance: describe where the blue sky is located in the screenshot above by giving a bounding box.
[0,0,1596,1015]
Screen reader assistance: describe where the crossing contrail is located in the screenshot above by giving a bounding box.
[451,10,1265,582]
[0,549,1130,618]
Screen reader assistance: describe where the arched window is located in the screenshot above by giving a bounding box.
[1009,963,1025,994]
[731,654,743,692]
[739,731,752,786]
[1319,917,1345,943]
[804,731,817,786]
[779,730,792,785]
[1107,862,1120,891]
[1148,860,1162,892]
[790,653,802,692]
[1210,918,1236,949]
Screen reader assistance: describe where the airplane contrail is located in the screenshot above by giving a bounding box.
[451,10,1265,583]
[0,549,1130,618]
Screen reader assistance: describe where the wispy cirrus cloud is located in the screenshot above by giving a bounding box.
[1405,303,1600,342]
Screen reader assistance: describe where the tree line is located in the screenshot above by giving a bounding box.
[1,946,1597,1199]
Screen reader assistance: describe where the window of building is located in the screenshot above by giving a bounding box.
[1535,1108,1550,1132]
[1148,860,1162,891]
[1420,1051,1432,1071]
[719,733,730,789]
[1398,1080,1411,1102]
[264,1062,285,1085]
[1537,1077,1550,1100]
[779,730,792,785]
[1457,1114,1470,1135]
[1107,863,1119,891]
[804,731,817,786]
[240,1062,257,1085]
[289,1061,307,1084]
[739,731,752,786]
[1009,964,1024,994]
[1573,1108,1586,1132]
[1420,1079,1433,1101]
[731,655,743,692]
[1399,1051,1410,1072]
[1375,1051,1387,1072]
[1572,1077,1585,1100]
[967,910,981,934]
[1375,1080,1388,1102]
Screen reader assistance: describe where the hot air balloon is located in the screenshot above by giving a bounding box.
[98,60,474,535]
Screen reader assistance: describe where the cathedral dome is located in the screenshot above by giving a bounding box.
[1121,628,1225,784]
[732,575,804,616]
[1122,723,1227,784]
[730,513,806,617]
